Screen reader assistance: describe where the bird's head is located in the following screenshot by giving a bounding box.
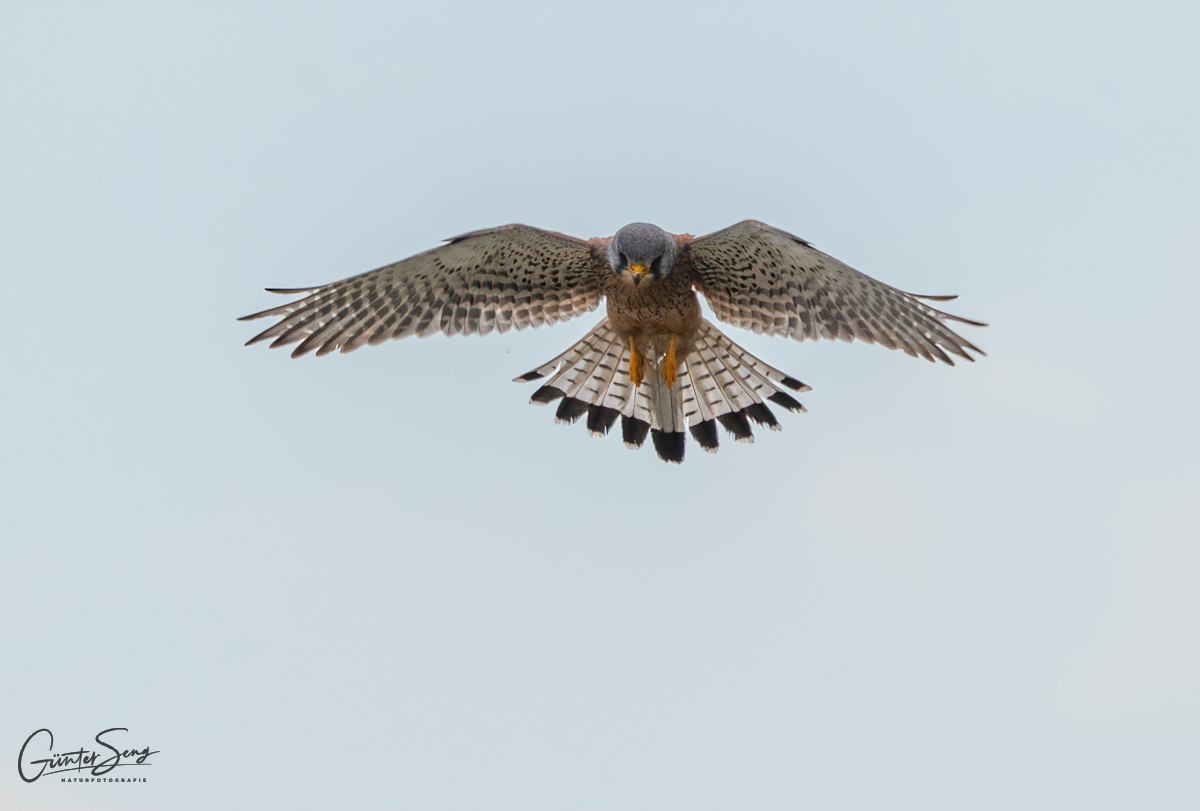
[607,222,678,287]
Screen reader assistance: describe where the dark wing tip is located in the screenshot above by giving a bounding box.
[240,286,323,321]
[944,335,987,362]
[238,306,282,322]
[265,286,322,295]
[780,376,808,391]
[514,370,545,382]
[944,314,989,328]
[921,295,987,328]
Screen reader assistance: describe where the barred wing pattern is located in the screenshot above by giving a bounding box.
[688,220,985,365]
[240,225,604,358]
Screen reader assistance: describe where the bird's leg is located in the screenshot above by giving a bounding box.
[628,336,644,388]
[663,333,678,389]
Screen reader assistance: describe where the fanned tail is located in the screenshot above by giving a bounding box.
[516,318,810,463]
[681,320,811,452]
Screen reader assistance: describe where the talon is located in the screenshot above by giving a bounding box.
[663,334,678,389]
[629,337,644,387]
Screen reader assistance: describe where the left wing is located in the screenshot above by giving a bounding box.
[686,220,985,364]
[240,224,605,358]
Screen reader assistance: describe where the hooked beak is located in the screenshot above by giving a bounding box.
[628,263,648,286]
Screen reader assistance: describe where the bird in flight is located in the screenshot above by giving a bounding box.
[240,220,985,462]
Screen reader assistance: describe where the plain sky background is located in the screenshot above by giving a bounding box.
[2,2,1197,809]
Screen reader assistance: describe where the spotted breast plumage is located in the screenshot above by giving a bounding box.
[240,220,985,462]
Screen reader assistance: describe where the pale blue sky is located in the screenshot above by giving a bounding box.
[2,2,1197,809]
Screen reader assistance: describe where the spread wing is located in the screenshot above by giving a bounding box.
[240,224,605,358]
[686,220,985,364]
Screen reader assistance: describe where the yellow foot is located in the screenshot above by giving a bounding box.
[629,337,644,388]
[663,334,678,389]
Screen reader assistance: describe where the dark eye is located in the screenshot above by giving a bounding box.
[650,256,662,274]
[617,252,629,270]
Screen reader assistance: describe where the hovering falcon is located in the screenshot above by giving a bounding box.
[240,220,985,463]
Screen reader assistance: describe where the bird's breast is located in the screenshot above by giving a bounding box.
[603,278,701,354]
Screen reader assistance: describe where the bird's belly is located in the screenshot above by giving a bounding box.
[605,289,701,361]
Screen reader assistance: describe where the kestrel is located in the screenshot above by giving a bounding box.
[240,220,985,462]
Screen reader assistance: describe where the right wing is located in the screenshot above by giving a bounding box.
[687,220,985,364]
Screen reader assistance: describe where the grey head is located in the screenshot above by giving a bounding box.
[606,222,679,286]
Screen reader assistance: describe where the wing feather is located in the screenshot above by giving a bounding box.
[240,224,605,357]
[686,220,985,365]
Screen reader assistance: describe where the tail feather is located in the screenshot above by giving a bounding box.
[517,318,808,463]
[643,365,685,434]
